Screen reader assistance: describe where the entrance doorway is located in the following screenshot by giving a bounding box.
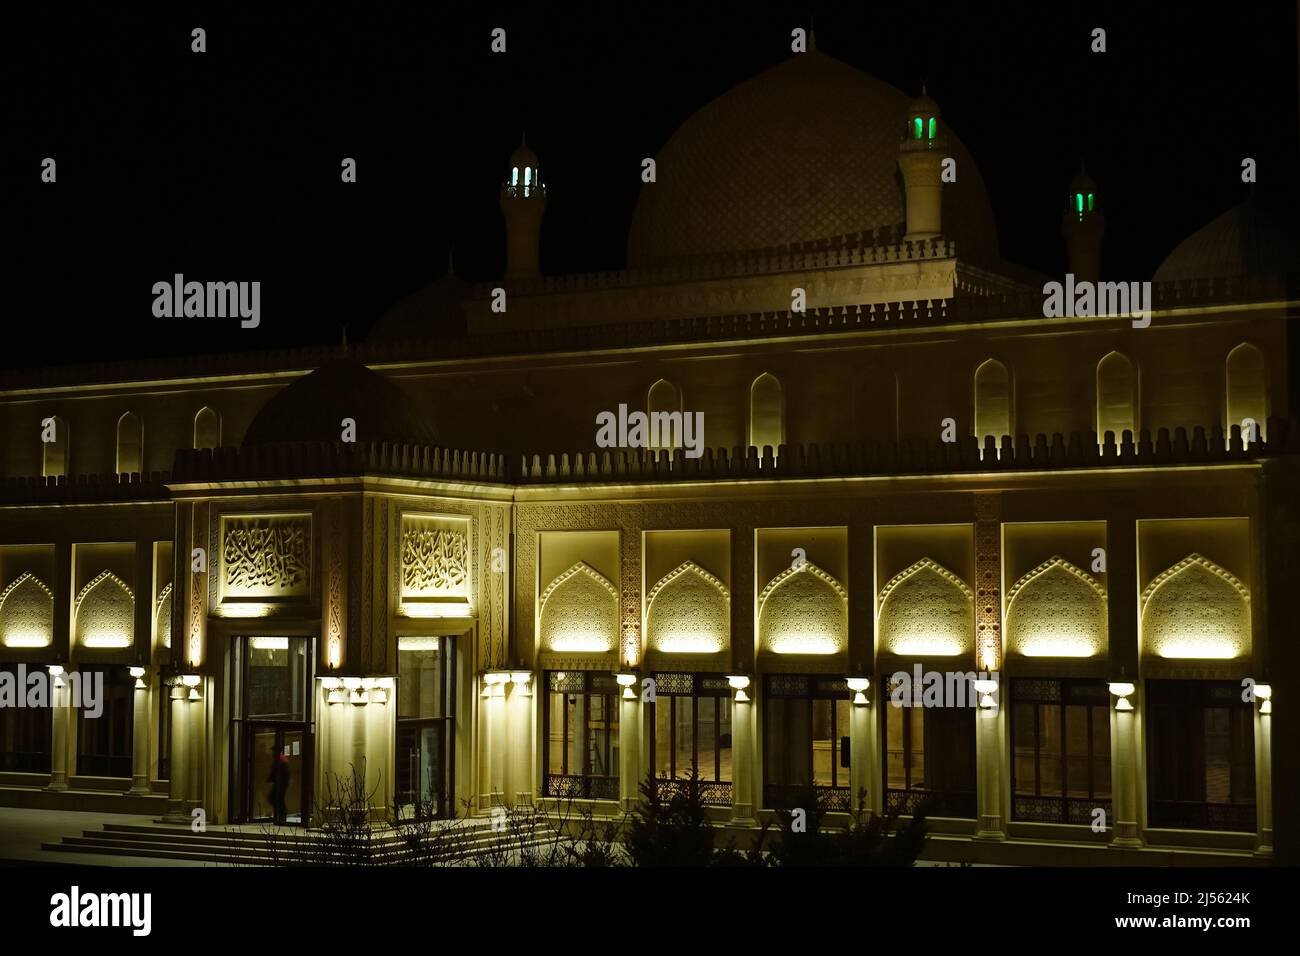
[232,635,314,825]
[395,635,456,819]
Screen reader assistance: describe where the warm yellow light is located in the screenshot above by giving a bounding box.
[2,633,50,648]
[181,674,201,688]
[769,637,839,655]
[47,665,64,677]
[219,604,271,618]
[400,603,472,619]
[510,671,532,685]
[398,636,440,651]
[128,666,146,678]
[327,689,346,705]
[1108,682,1136,698]
[1115,698,1134,712]
[321,677,341,690]
[1261,700,1272,715]
[82,633,130,648]
[846,677,870,693]
[342,676,362,690]
[892,638,963,656]
[249,636,289,650]
[614,673,637,687]
[483,672,510,685]
[727,675,750,691]
[1254,683,1272,700]
[551,636,611,653]
[658,636,722,654]
[1157,640,1237,660]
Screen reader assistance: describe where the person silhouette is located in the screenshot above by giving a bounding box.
[267,742,291,822]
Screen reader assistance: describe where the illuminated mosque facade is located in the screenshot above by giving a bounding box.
[1,48,1297,865]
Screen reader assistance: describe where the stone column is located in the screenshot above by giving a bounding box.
[848,681,873,817]
[1107,504,1142,848]
[1109,687,1142,847]
[45,667,70,792]
[1255,692,1274,856]
[507,673,536,807]
[617,675,640,811]
[128,668,151,794]
[729,677,756,825]
[973,495,1006,840]
[162,682,189,823]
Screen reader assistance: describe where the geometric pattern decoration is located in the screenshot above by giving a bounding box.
[877,558,973,657]
[74,570,135,648]
[155,583,173,649]
[539,562,619,654]
[1005,556,1106,658]
[1140,553,1250,660]
[400,523,468,597]
[646,560,730,654]
[757,561,847,655]
[0,572,54,648]
[221,515,310,598]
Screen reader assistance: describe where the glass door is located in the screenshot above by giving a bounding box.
[232,635,313,825]
[395,635,455,819]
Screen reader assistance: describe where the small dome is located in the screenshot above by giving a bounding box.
[1154,195,1298,282]
[242,357,437,447]
[369,272,471,342]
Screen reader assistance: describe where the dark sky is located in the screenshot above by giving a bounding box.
[3,2,1297,368]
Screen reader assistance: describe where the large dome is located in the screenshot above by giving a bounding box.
[627,50,1000,267]
[242,357,438,447]
[1154,195,1299,283]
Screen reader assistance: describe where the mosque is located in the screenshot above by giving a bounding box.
[1,46,1297,865]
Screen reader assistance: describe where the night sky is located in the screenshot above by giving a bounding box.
[3,3,1297,367]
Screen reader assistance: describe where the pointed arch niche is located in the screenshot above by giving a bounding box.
[539,562,619,656]
[194,406,222,449]
[1096,351,1136,443]
[877,558,973,657]
[758,562,847,656]
[41,415,69,478]
[1140,554,1249,660]
[646,561,730,655]
[973,359,1010,448]
[1005,557,1106,658]
[0,572,55,648]
[74,571,135,649]
[1225,342,1268,443]
[116,411,143,475]
[749,372,784,453]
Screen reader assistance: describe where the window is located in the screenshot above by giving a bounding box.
[76,667,134,778]
[157,678,171,781]
[193,407,221,449]
[1096,351,1136,444]
[116,412,143,475]
[396,636,455,819]
[1011,679,1111,823]
[544,671,619,800]
[973,358,1010,451]
[763,675,851,812]
[0,665,52,772]
[648,673,732,805]
[927,117,936,139]
[1147,680,1255,832]
[749,372,784,455]
[1225,342,1268,444]
[41,415,69,478]
[647,378,682,454]
[882,674,977,817]
[913,117,923,140]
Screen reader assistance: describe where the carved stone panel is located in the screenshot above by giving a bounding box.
[0,572,54,648]
[155,583,173,650]
[539,562,619,658]
[75,571,134,648]
[221,515,311,600]
[1141,553,1250,660]
[1005,557,1106,658]
[646,561,730,655]
[758,562,847,656]
[877,558,974,658]
[400,514,470,607]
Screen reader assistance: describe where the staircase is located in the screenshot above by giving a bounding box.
[42,817,560,866]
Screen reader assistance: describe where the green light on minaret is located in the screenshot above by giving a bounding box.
[914,117,923,140]
[928,117,935,139]
[1087,192,1094,212]
[1075,193,1084,213]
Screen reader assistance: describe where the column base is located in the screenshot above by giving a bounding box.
[1254,827,1274,857]
[128,779,151,796]
[160,802,191,825]
[974,814,1005,841]
[44,776,69,793]
[1109,820,1142,847]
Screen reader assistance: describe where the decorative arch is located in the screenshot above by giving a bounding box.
[749,372,785,454]
[877,558,973,657]
[41,415,69,478]
[646,560,730,654]
[1225,342,1268,443]
[194,406,222,449]
[1005,557,1107,657]
[155,583,173,649]
[116,411,143,474]
[973,359,1010,447]
[1140,554,1249,660]
[539,562,618,654]
[1096,351,1136,443]
[647,378,682,453]
[74,571,135,648]
[0,572,54,648]
[758,562,847,655]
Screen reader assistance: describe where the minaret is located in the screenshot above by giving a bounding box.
[1061,166,1104,284]
[897,85,945,242]
[499,139,547,279]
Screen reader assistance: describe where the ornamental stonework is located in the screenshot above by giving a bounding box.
[0,572,54,648]
[222,515,310,597]
[758,562,847,656]
[1005,557,1106,658]
[401,522,468,597]
[646,561,730,655]
[539,561,619,656]
[1140,553,1250,660]
[877,558,973,657]
[75,571,135,647]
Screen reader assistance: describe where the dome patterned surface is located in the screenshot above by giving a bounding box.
[1154,196,1298,282]
[627,51,999,267]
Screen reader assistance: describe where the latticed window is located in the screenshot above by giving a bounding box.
[543,671,620,801]
[648,672,732,806]
[1011,678,1111,824]
[881,673,976,818]
[763,674,852,812]
[1147,680,1255,833]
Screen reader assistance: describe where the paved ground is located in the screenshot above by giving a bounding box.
[0,808,206,867]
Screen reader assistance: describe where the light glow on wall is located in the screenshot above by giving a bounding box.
[1156,639,1239,660]
[218,603,272,618]
[3,633,50,648]
[398,635,440,651]
[1018,637,1098,657]
[82,633,131,648]
[249,636,289,650]
[658,635,723,654]
[550,635,613,653]
[891,637,964,656]
[769,636,840,655]
[400,603,472,619]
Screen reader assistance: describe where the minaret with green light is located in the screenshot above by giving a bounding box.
[1061,166,1104,284]
[897,84,945,243]
[500,137,547,279]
